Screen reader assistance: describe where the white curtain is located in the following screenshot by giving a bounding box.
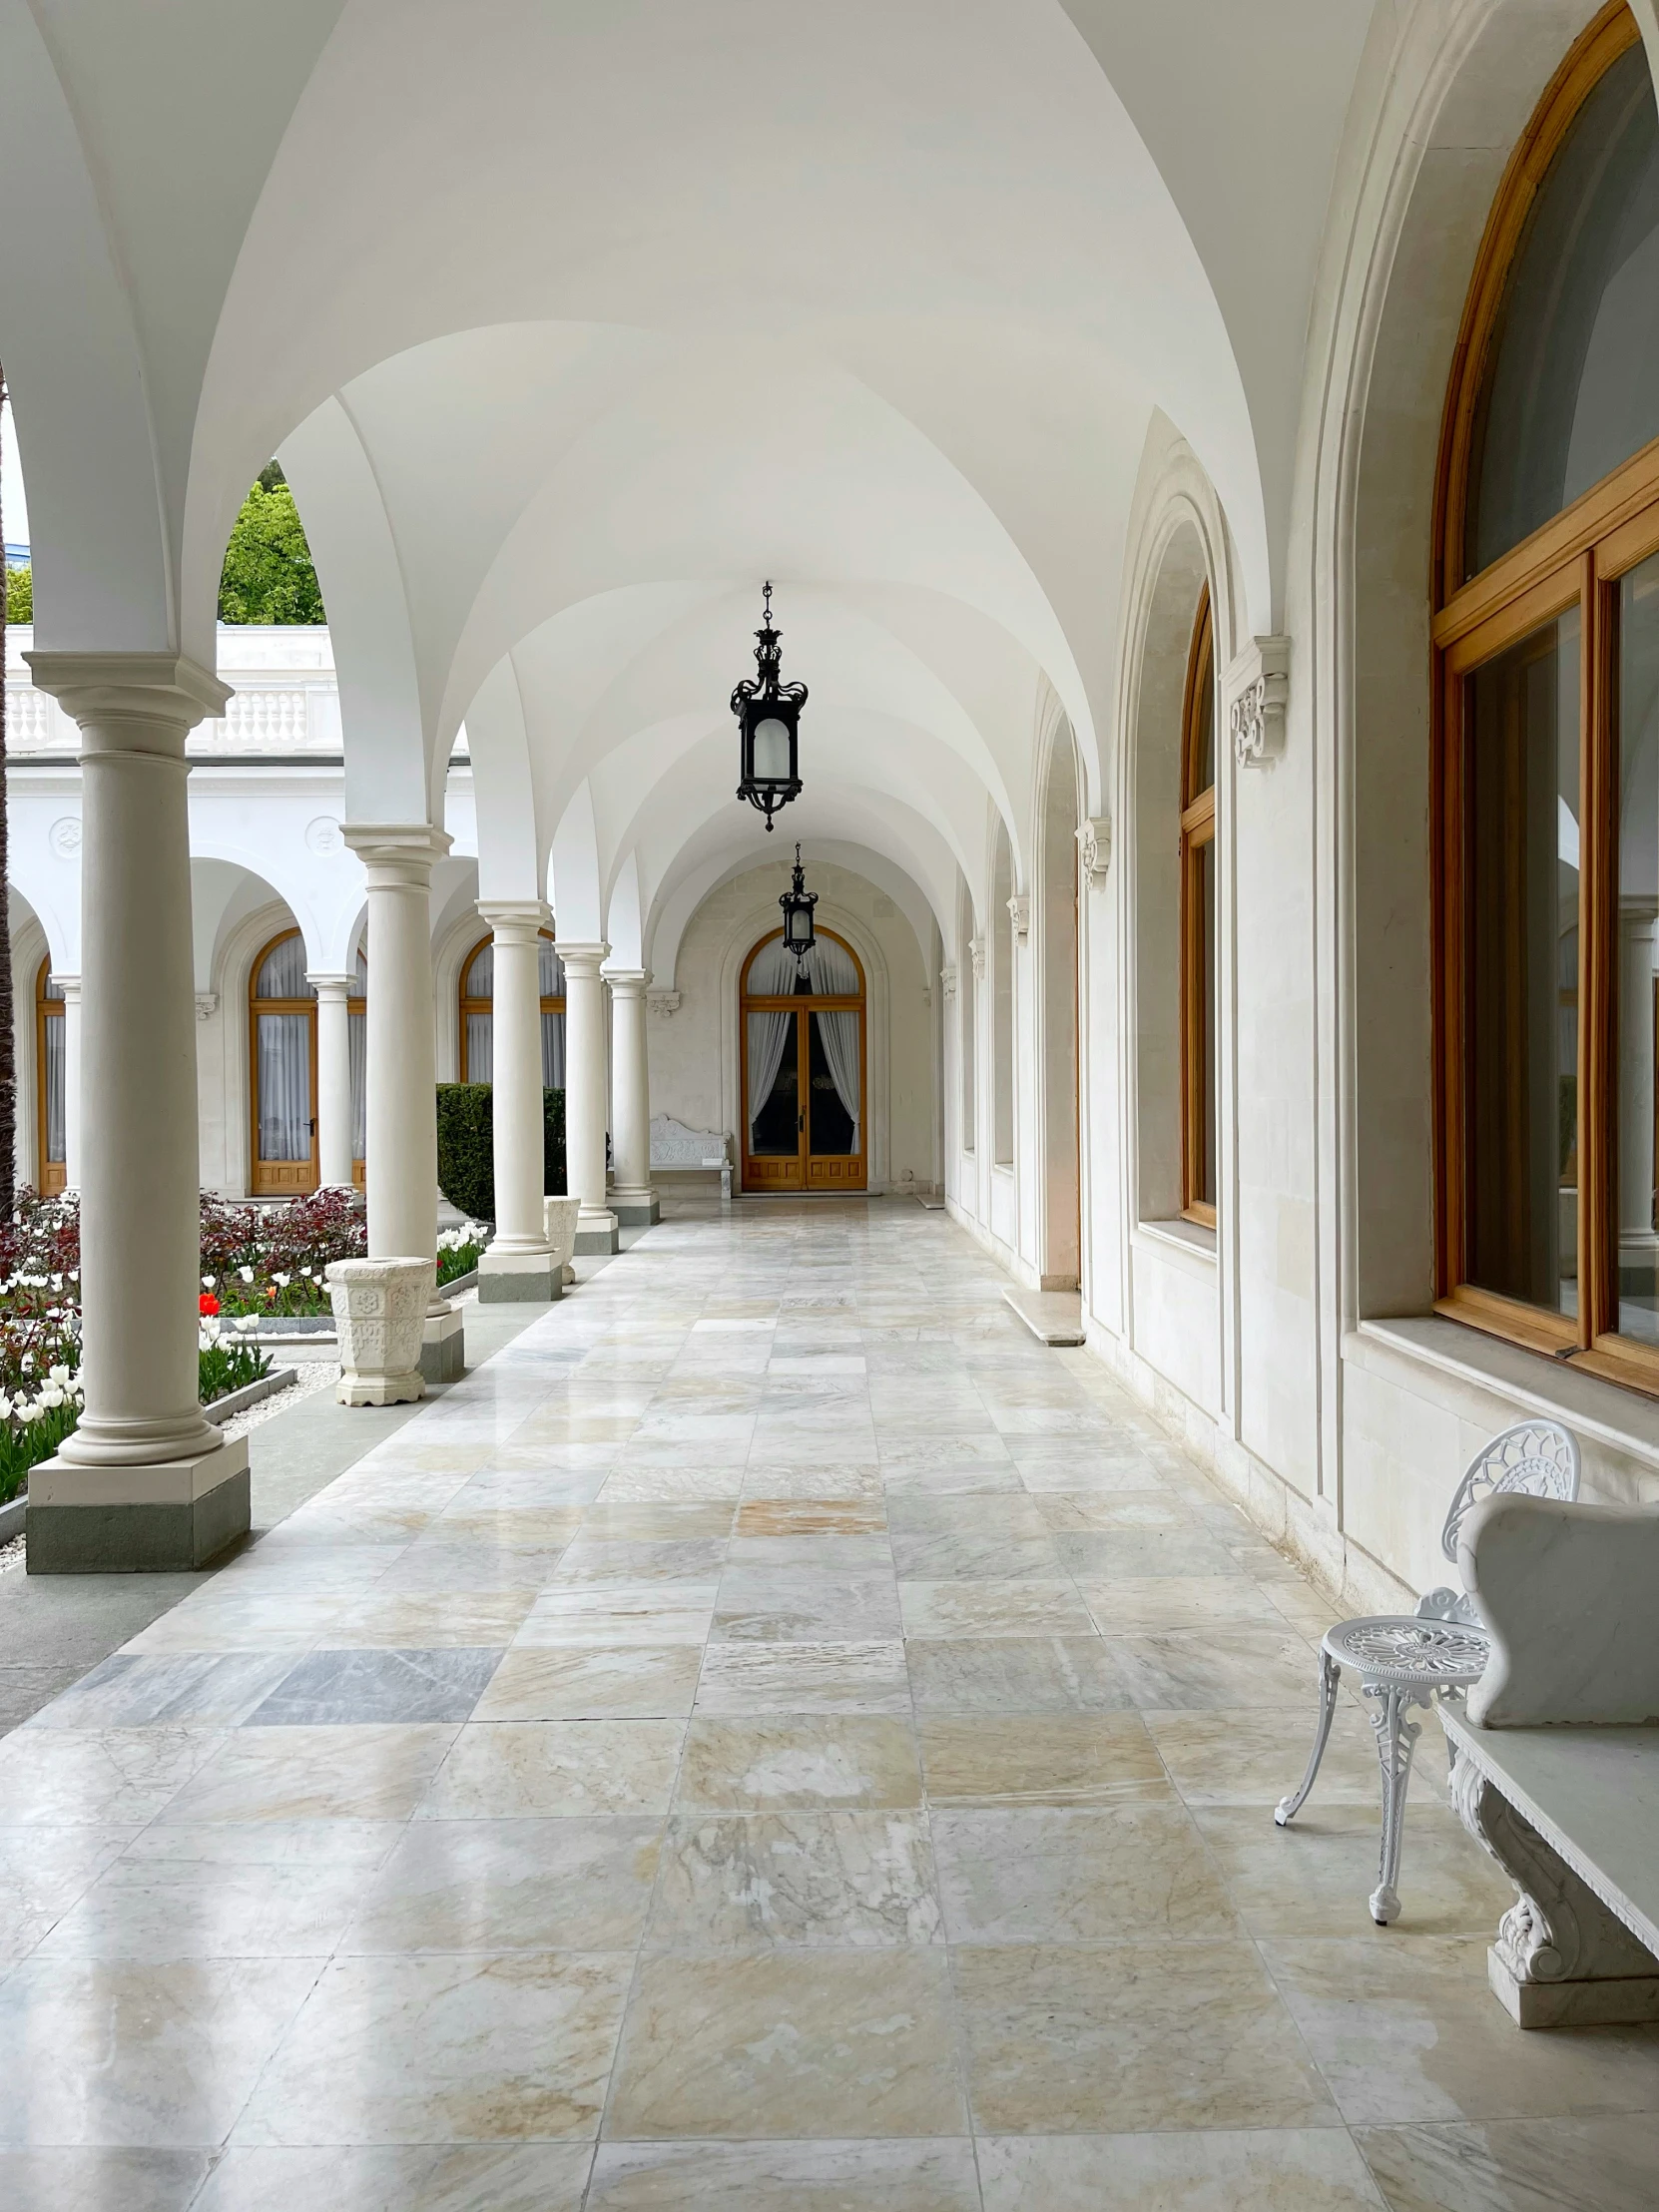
[539,940,566,996]
[802,935,858,994]
[748,1009,794,1143]
[466,1011,494,1083]
[256,934,313,998]
[349,1007,366,1160]
[542,1009,566,1088]
[258,1012,312,1160]
[468,941,494,997]
[748,936,799,994]
[43,1009,65,1164]
[814,1010,860,1152]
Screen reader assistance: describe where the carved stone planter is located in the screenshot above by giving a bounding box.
[544,1196,581,1287]
[327,1258,434,1405]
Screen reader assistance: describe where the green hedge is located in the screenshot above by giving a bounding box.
[435,1086,567,1222]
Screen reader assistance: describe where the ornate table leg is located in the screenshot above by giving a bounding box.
[1363,1682,1424,1925]
[1449,1758,1659,2026]
[1276,1647,1342,1828]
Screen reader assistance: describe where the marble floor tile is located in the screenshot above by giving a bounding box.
[919,1713,1170,1807]
[1262,1936,1659,2125]
[514,1584,719,1646]
[0,1827,142,1964]
[419,1719,683,1818]
[0,2148,212,2212]
[714,1569,902,1643]
[37,1855,374,1959]
[1034,1492,1188,1532]
[341,1817,661,1951]
[575,1502,738,1539]
[677,1716,923,1811]
[1353,2114,1659,2212]
[955,1939,1338,2134]
[1146,1702,1392,1808]
[551,1536,733,1585]
[599,1464,748,1500]
[1078,1574,1283,1633]
[907,1634,1137,1714]
[23,1653,295,1732]
[191,2144,594,2212]
[695,1638,910,1715]
[899,1579,1096,1639]
[153,1723,456,1825]
[586,2138,982,2209]
[735,1498,886,1535]
[1013,1451,1168,1492]
[118,1818,404,1869]
[885,1492,1053,1537]
[236,1950,633,2143]
[1104,1622,1326,1710]
[121,1593,350,1656]
[740,1463,884,1498]
[725,1534,893,1571]
[933,1803,1239,1942]
[1054,1529,1247,1578]
[323,1592,537,1648]
[474,1644,703,1719]
[977,2130,1386,2210]
[0,1728,224,1827]
[646,1811,942,1948]
[890,1528,1064,1580]
[606,1949,966,2137]
[1196,1800,1515,1937]
[244,1647,504,1727]
[0,1954,324,2146]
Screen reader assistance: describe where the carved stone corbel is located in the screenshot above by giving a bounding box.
[1225,636,1291,768]
[939,965,957,999]
[195,993,219,1022]
[1007,894,1030,939]
[968,935,985,981]
[647,990,682,1020]
[1076,816,1111,882]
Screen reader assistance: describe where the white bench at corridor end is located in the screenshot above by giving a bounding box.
[1439,1491,1659,2028]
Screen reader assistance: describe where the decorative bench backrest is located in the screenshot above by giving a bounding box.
[1440,1419,1581,1565]
[650,1114,731,1171]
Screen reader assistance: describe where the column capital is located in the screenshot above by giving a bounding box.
[603,966,651,996]
[477,898,552,946]
[307,971,355,1002]
[25,652,231,753]
[557,940,611,977]
[342,823,452,887]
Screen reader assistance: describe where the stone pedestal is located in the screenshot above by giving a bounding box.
[607,966,659,1227]
[478,901,556,1301]
[562,942,619,1254]
[24,652,249,1571]
[329,1258,432,1405]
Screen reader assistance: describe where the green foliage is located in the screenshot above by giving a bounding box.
[218,469,325,625]
[0,1397,76,1506]
[436,1233,486,1287]
[436,1085,568,1221]
[4,563,29,623]
[198,1339,274,1408]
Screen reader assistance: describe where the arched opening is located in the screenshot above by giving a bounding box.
[1180,587,1218,1227]
[458,930,567,1086]
[35,958,66,1197]
[990,823,1014,1167]
[1432,1,1659,1388]
[249,928,317,1196]
[740,928,866,1193]
[1038,723,1082,1283]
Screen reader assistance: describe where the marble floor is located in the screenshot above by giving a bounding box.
[1,1199,1655,2211]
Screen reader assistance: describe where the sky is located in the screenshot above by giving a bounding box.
[2,398,30,549]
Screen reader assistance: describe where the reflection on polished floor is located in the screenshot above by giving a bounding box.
[1,1200,1656,2210]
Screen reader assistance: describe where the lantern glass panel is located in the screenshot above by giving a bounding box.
[752,716,793,782]
[785,904,813,948]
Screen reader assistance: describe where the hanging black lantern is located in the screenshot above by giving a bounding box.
[733,580,806,829]
[779,842,818,964]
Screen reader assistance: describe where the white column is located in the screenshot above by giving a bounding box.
[59,975,83,1191]
[560,940,618,1254]
[310,974,355,1189]
[1618,897,1659,1276]
[23,653,249,1570]
[343,825,464,1382]
[606,966,659,1227]
[478,901,556,1300]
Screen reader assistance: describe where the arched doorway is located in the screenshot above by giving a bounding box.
[459,930,567,1085]
[250,928,318,1196]
[741,929,866,1192]
[35,958,67,1196]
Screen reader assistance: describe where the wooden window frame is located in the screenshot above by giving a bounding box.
[248,927,319,1198]
[1179,584,1217,1228]
[739,927,867,1194]
[35,956,66,1196]
[458,928,567,1085]
[1431,0,1659,1388]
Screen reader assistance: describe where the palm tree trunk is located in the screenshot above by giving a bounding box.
[0,365,16,1215]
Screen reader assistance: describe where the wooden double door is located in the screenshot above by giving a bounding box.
[741,931,866,1193]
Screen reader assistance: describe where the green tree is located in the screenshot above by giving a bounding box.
[218,462,325,624]
[4,564,31,623]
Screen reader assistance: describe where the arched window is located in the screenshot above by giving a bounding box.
[1181,586,1217,1226]
[740,928,865,1192]
[35,959,66,1196]
[458,931,567,1086]
[250,928,317,1196]
[991,825,1014,1166]
[1434,3,1659,1386]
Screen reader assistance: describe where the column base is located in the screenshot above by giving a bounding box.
[422,1305,466,1382]
[26,1436,251,1573]
[612,1190,660,1227]
[575,1209,620,1256]
[478,1249,559,1303]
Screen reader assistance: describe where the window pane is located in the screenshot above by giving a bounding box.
[1614,550,1659,1340]
[349,1007,366,1160]
[541,1008,566,1090]
[257,1012,312,1161]
[467,942,493,999]
[43,1009,65,1164]
[1200,838,1217,1207]
[1463,607,1581,1314]
[465,1011,493,1084]
[809,1011,859,1156]
[256,933,312,999]
[747,1011,799,1155]
[1466,43,1659,578]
